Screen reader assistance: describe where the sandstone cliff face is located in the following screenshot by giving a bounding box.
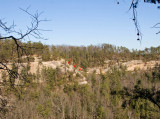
[0,57,88,85]
[0,57,160,85]
[86,60,160,74]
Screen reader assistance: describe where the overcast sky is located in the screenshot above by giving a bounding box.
[0,0,160,50]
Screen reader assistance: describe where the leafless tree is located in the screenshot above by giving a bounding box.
[0,7,49,114]
[117,0,160,41]
[0,7,49,80]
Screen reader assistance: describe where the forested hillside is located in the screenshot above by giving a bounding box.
[1,39,160,66]
[0,40,160,119]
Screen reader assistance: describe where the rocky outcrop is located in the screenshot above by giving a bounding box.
[86,60,160,74]
[0,58,88,85]
[0,58,160,85]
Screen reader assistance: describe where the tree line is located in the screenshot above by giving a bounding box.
[1,39,160,67]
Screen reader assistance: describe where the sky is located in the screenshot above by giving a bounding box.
[0,0,160,50]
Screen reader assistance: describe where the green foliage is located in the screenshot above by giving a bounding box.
[91,71,96,87]
[1,39,160,67]
[36,101,51,118]
[42,45,51,61]
[96,105,105,119]
[3,66,160,119]
[41,67,57,89]
[109,68,122,106]
[30,91,40,100]
[20,64,35,85]
[63,84,74,96]
[1,39,160,118]
[63,82,79,96]
[100,74,110,101]
[129,98,159,119]
[10,63,18,83]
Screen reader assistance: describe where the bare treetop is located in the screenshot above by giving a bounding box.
[0,7,50,82]
[0,7,50,42]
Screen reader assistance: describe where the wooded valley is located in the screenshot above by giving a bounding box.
[0,39,160,119]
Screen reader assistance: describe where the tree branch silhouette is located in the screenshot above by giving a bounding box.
[0,8,49,103]
[0,7,49,80]
[117,0,160,40]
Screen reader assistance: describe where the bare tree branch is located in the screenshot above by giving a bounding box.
[129,0,142,41]
[0,7,49,88]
